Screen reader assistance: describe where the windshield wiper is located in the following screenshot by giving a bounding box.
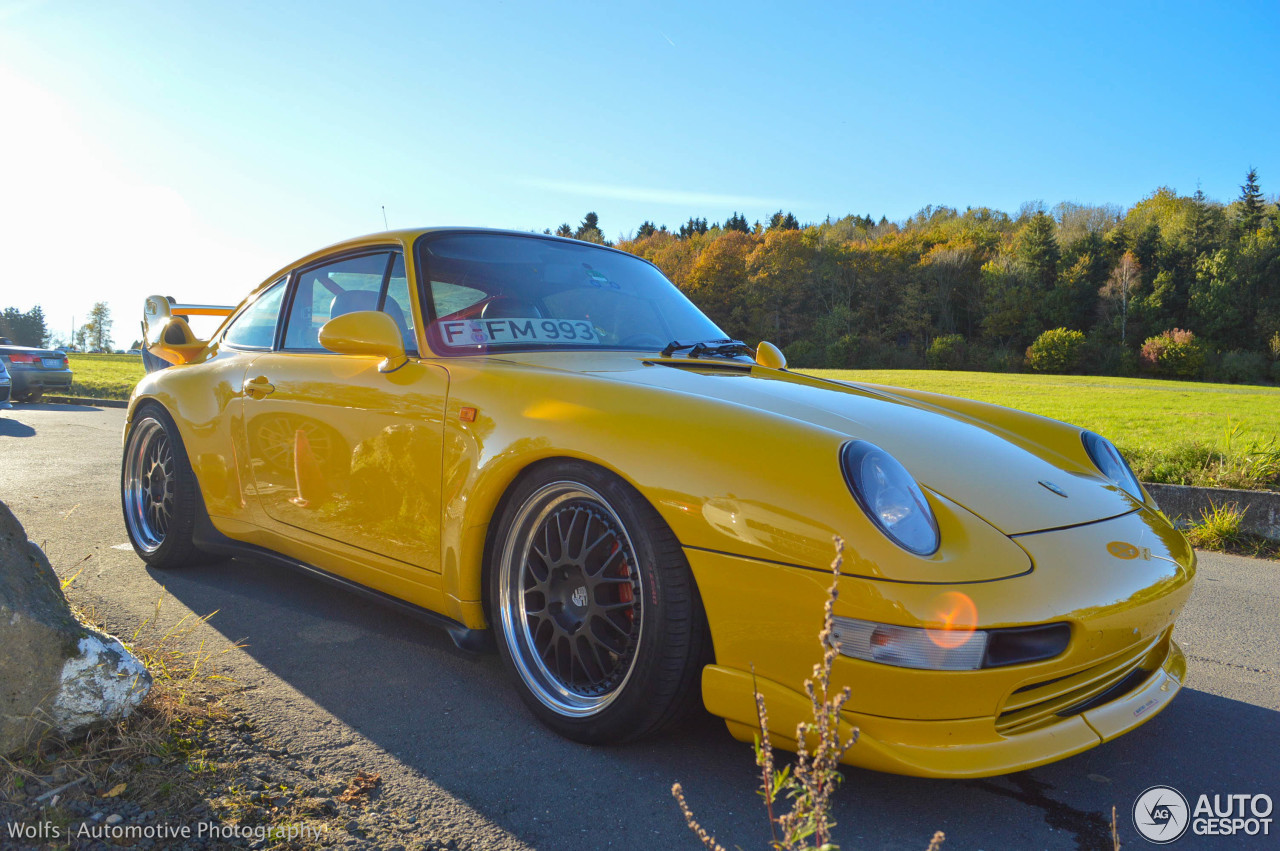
[660,338,753,359]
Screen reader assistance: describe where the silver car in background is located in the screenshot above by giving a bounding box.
[0,337,72,402]
[0,358,11,408]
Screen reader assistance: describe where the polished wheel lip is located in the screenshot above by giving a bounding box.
[123,417,175,554]
[498,481,644,718]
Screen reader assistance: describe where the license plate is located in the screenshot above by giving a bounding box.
[42,358,63,368]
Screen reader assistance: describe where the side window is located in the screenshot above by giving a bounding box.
[222,279,286,350]
[382,255,418,353]
[283,253,391,351]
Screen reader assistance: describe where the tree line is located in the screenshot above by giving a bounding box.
[557,169,1280,383]
[0,302,114,352]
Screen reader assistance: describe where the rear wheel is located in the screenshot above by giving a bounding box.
[121,404,207,568]
[490,460,709,744]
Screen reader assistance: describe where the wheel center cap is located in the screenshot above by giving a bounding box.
[148,468,165,501]
[548,565,589,631]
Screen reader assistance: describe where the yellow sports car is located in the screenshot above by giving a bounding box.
[123,228,1195,778]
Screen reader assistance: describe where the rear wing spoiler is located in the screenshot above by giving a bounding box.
[141,294,235,370]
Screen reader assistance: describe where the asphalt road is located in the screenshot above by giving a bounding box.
[2,404,1277,851]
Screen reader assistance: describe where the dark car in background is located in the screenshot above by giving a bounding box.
[0,338,72,402]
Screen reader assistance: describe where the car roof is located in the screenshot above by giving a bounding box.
[246,227,641,299]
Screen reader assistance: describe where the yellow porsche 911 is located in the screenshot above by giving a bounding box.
[122,228,1195,778]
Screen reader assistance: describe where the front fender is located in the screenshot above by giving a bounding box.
[437,360,1031,626]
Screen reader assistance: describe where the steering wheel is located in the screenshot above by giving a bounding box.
[617,333,668,349]
[481,297,544,319]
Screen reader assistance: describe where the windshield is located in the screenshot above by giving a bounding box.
[417,233,725,353]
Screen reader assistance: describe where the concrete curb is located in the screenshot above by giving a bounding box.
[1144,482,1280,542]
[37,395,129,409]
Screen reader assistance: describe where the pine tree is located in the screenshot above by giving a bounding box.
[724,212,750,233]
[1016,211,1061,292]
[637,221,657,238]
[678,217,708,238]
[1238,167,1265,234]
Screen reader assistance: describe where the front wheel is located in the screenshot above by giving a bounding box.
[490,461,709,744]
[121,404,207,568]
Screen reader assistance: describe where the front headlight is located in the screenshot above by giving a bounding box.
[1081,431,1144,501]
[841,440,940,556]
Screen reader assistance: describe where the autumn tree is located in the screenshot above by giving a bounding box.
[86,301,113,352]
[1100,252,1141,344]
[685,231,756,334]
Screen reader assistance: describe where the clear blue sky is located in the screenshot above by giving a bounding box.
[1,1,1277,343]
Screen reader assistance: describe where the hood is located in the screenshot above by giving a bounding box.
[496,352,1139,536]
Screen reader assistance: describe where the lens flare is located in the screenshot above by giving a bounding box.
[926,591,979,649]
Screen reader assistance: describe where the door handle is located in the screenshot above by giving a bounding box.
[243,376,275,398]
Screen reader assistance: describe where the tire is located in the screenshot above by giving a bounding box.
[489,460,709,744]
[120,403,208,568]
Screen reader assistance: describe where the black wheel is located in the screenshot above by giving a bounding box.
[121,404,207,568]
[489,460,709,744]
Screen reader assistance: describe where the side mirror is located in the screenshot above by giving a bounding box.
[755,340,787,370]
[319,310,407,372]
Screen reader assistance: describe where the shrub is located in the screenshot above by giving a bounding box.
[1026,328,1086,374]
[926,334,966,370]
[784,340,821,369]
[1217,349,1271,384]
[824,334,861,369]
[1139,329,1205,379]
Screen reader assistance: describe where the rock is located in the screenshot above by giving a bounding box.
[0,501,152,755]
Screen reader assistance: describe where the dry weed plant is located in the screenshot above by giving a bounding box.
[673,538,944,851]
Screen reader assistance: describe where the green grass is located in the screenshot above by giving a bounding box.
[55,357,1280,490]
[66,352,144,400]
[806,369,1280,491]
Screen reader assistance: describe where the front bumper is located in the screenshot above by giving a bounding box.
[704,631,1185,779]
[687,506,1195,778]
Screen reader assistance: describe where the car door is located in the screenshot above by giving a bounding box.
[191,277,289,523]
[239,249,450,576]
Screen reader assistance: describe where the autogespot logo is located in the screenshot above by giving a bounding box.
[1134,786,1190,844]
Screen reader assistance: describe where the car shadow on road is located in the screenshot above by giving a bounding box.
[0,417,37,437]
[155,556,1280,851]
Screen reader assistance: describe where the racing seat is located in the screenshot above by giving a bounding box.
[329,290,414,351]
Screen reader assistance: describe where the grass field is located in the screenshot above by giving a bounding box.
[807,369,1280,490]
[66,352,144,400]
[57,356,1279,489]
